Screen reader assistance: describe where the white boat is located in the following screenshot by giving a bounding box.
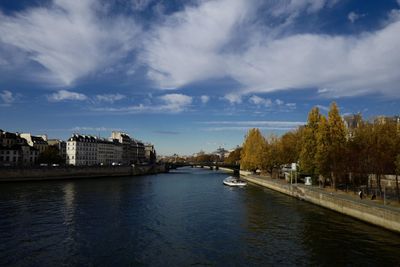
[223,176,247,187]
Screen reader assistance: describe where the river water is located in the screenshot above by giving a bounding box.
[0,167,399,266]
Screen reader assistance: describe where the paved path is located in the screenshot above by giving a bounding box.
[247,174,400,213]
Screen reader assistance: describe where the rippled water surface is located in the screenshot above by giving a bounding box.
[1,167,399,266]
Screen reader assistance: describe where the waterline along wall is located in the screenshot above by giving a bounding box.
[0,164,167,182]
[242,174,400,234]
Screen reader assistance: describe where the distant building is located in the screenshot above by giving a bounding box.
[97,138,122,165]
[19,133,48,154]
[144,143,156,163]
[111,131,145,164]
[372,115,400,125]
[48,139,67,162]
[0,130,38,166]
[343,114,362,138]
[66,134,124,166]
[213,147,230,161]
[67,134,98,166]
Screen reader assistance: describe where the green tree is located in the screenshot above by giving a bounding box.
[327,102,346,188]
[299,107,321,179]
[241,128,266,171]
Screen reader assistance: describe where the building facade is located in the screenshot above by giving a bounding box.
[20,133,48,154]
[67,134,98,166]
[66,134,124,166]
[111,131,145,164]
[0,130,39,166]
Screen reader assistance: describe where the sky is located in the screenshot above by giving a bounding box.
[0,0,400,155]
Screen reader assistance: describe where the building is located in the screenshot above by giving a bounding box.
[66,134,123,166]
[47,139,67,163]
[19,133,48,154]
[67,134,98,166]
[111,131,145,164]
[145,143,156,163]
[97,138,122,165]
[213,147,230,161]
[343,114,362,138]
[0,130,38,166]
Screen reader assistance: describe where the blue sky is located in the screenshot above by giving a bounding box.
[1,0,400,155]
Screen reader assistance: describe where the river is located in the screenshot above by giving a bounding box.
[0,167,399,266]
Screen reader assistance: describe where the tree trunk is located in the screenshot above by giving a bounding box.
[396,174,400,203]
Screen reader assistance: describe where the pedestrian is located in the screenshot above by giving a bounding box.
[358,190,363,199]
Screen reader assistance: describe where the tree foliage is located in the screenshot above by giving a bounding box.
[299,107,321,177]
[38,145,63,164]
[224,147,241,165]
[241,128,266,171]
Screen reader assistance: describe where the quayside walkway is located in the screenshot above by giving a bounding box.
[242,174,400,233]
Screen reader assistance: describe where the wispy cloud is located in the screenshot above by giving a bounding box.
[223,93,242,105]
[92,93,193,114]
[201,120,304,131]
[70,126,123,132]
[0,0,140,86]
[95,93,126,103]
[200,95,210,104]
[0,90,16,106]
[47,90,87,102]
[348,12,366,23]
[153,130,180,135]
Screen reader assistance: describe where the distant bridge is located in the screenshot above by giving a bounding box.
[166,162,240,174]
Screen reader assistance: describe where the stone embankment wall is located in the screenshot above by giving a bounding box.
[0,164,167,182]
[242,174,400,234]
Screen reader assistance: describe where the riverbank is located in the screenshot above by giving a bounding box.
[0,164,168,182]
[241,174,400,233]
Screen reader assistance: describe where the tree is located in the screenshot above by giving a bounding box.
[278,130,302,165]
[241,128,266,171]
[224,147,241,165]
[327,102,347,188]
[38,145,63,164]
[262,135,281,177]
[299,107,321,179]
[395,154,400,203]
[315,115,330,185]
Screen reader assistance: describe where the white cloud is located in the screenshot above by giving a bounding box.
[141,0,250,89]
[348,12,365,23]
[201,120,305,131]
[224,93,242,105]
[248,95,273,107]
[70,126,122,132]
[141,0,400,98]
[159,93,193,112]
[0,90,15,105]
[47,90,87,102]
[0,0,140,86]
[131,0,154,11]
[275,99,284,105]
[316,104,329,111]
[271,0,340,16]
[200,95,210,104]
[92,93,193,114]
[95,93,126,103]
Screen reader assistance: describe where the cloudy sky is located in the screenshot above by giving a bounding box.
[1,0,400,155]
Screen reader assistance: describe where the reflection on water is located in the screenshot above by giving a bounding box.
[0,168,399,266]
